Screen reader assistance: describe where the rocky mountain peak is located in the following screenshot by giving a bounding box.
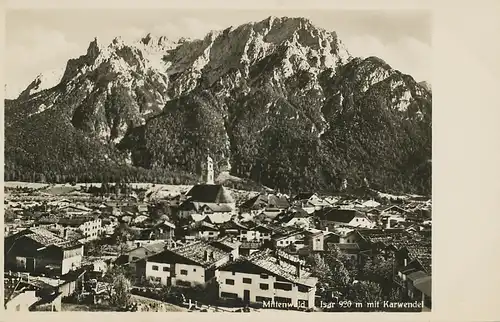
[5,17,431,195]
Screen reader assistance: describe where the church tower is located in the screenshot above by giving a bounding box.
[201,155,214,185]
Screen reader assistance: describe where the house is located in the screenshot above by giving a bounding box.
[58,204,92,216]
[4,287,39,312]
[183,184,235,208]
[5,227,84,276]
[272,230,307,249]
[210,236,241,260]
[186,222,220,240]
[239,241,264,257]
[282,213,311,229]
[216,249,317,309]
[128,242,168,263]
[304,230,324,252]
[359,200,381,208]
[203,211,233,225]
[381,205,411,217]
[239,224,273,242]
[292,193,330,212]
[144,241,232,287]
[395,242,432,275]
[348,228,412,251]
[58,215,102,241]
[219,220,249,237]
[135,221,176,243]
[315,208,374,230]
[239,194,290,215]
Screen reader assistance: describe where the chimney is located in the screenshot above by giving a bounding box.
[63,229,69,239]
[204,250,209,261]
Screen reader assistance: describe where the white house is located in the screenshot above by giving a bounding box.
[272,231,307,249]
[145,241,231,287]
[58,215,102,241]
[216,249,317,309]
[238,225,273,242]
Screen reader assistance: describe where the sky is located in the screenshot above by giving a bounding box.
[5,9,431,99]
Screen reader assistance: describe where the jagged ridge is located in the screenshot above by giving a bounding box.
[4,16,431,194]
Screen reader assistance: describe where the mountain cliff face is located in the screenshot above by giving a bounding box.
[5,16,431,194]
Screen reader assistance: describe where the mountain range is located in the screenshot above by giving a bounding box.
[4,16,432,195]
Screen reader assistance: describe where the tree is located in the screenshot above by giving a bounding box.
[360,254,396,298]
[323,244,352,291]
[103,266,132,309]
[346,281,383,305]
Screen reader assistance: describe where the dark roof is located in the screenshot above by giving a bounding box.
[239,194,290,210]
[58,215,98,226]
[219,220,249,231]
[186,184,234,204]
[293,192,316,201]
[315,207,362,223]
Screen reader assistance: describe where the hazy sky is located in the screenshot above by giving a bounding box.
[5,9,431,98]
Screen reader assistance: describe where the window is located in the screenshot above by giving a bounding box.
[297,285,309,293]
[221,292,238,299]
[274,296,292,303]
[226,279,235,285]
[193,268,196,272]
[260,273,269,279]
[243,278,252,284]
[152,265,159,271]
[260,283,269,290]
[180,269,188,275]
[177,280,191,287]
[163,267,169,272]
[256,296,272,302]
[274,282,292,291]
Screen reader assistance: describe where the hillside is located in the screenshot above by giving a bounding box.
[4,16,432,195]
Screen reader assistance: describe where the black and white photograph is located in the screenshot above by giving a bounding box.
[4,7,432,313]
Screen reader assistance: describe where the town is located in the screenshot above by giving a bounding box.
[4,156,431,312]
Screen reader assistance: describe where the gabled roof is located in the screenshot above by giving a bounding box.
[293,192,316,201]
[315,207,364,223]
[6,227,82,250]
[240,193,290,211]
[58,215,99,227]
[200,203,233,213]
[147,241,229,268]
[142,242,168,254]
[186,184,234,204]
[204,213,232,224]
[219,249,317,287]
[219,220,249,231]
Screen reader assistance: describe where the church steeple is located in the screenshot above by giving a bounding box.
[201,154,214,185]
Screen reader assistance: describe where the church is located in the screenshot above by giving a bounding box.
[177,155,236,220]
